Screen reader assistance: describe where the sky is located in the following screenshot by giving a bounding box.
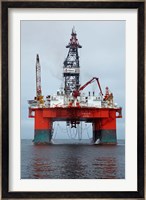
[21,20,125,140]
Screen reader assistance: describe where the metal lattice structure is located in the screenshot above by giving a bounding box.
[63,27,82,96]
[36,54,42,97]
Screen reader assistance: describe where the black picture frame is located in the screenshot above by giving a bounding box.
[2,1,144,199]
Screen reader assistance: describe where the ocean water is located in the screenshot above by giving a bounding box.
[21,139,125,179]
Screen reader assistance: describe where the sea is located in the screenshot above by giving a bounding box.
[21,139,125,179]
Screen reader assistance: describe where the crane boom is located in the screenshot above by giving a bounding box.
[36,54,42,97]
[79,77,95,91]
[73,77,103,98]
[79,77,103,95]
[95,78,103,96]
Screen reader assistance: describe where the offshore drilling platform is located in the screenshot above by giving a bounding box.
[28,27,122,145]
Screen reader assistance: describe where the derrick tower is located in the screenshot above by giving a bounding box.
[63,27,82,96]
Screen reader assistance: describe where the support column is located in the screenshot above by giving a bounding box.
[33,110,53,144]
[92,119,101,143]
[93,110,117,144]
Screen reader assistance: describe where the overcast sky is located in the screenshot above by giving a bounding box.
[21,20,125,140]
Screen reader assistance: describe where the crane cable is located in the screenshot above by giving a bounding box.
[66,126,72,139]
[52,122,59,139]
[77,123,82,141]
[53,122,92,141]
[84,123,92,140]
[70,127,77,139]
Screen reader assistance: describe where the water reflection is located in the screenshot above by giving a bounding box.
[93,157,118,179]
[31,157,52,179]
[26,143,124,179]
[60,146,87,178]
[30,145,53,179]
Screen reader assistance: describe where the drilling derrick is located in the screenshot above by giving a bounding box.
[28,27,122,145]
[63,27,82,96]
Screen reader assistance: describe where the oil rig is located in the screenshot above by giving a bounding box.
[28,27,122,145]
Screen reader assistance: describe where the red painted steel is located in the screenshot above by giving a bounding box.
[31,107,120,118]
[29,107,121,130]
[73,77,103,98]
[93,118,116,130]
[34,109,52,130]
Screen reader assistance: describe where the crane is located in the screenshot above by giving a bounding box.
[103,86,114,105]
[72,77,103,98]
[35,54,44,104]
